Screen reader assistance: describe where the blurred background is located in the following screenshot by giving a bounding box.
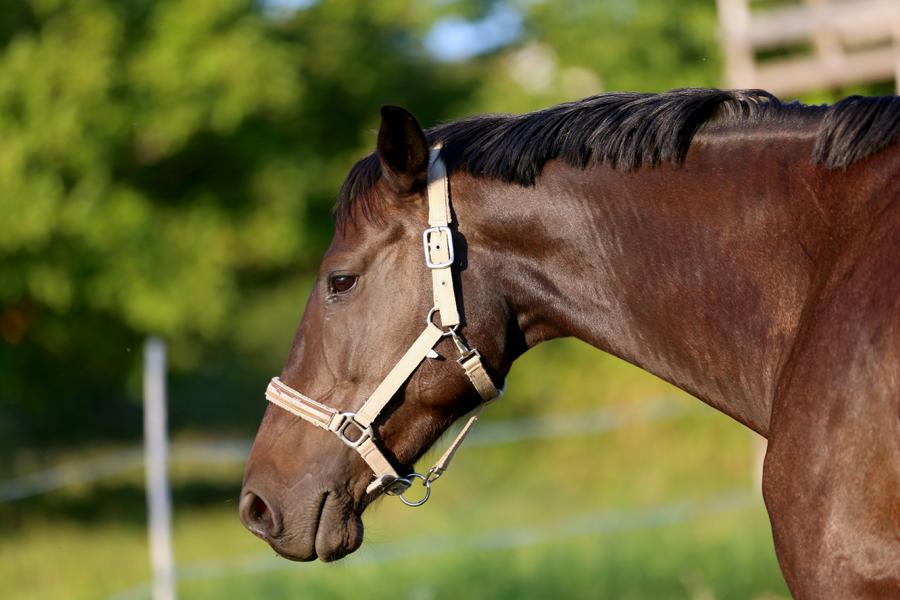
[1,0,897,598]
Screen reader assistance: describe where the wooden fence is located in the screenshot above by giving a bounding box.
[717,0,900,95]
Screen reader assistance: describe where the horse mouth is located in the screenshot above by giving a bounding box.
[268,490,365,563]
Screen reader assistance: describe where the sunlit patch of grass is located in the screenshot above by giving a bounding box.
[173,507,787,600]
[1,345,785,599]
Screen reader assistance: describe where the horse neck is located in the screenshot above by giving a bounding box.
[458,125,857,435]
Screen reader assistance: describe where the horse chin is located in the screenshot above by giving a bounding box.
[272,493,364,563]
[314,510,364,563]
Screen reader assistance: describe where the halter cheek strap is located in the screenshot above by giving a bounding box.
[264,147,502,507]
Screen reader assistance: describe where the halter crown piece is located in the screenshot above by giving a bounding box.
[264,146,502,507]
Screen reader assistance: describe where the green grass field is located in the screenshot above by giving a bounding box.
[1,340,789,599]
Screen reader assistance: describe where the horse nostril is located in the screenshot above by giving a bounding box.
[240,490,282,539]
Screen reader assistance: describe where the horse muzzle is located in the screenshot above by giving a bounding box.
[240,484,364,562]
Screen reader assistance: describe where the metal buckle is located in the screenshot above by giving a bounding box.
[456,348,480,366]
[422,226,454,269]
[385,473,432,507]
[335,413,372,449]
[383,476,412,496]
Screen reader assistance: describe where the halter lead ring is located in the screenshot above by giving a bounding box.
[264,147,502,507]
[385,472,433,507]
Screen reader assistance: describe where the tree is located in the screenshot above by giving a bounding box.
[0,0,477,448]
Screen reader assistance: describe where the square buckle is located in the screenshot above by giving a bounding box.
[334,413,373,449]
[422,226,455,269]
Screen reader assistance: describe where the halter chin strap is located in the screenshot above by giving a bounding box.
[264,147,502,507]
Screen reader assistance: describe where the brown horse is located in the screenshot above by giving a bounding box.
[240,89,900,598]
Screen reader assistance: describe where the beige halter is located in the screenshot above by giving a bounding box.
[264,147,502,507]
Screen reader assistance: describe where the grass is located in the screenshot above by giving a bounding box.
[0,340,788,599]
[174,508,787,600]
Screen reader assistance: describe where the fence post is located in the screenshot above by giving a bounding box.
[144,337,177,600]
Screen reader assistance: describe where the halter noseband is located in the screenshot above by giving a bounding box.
[264,147,501,507]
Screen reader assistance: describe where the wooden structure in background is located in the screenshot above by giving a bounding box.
[717,0,900,95]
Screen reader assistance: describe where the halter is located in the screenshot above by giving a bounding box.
[264,147,501,507]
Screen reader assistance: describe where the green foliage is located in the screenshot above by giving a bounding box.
[1,0,299,335]
[0,0,478,445]
[465,0,721,115]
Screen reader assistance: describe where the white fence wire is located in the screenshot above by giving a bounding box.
[111,488,756,600]
[0,395,697,502]
[1,395,748,600]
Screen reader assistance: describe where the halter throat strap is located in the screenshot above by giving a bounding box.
[264,147,501,506]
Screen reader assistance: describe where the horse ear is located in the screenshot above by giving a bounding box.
[377,105,429,194]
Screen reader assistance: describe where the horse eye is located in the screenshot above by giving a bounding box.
[329,275,357,294]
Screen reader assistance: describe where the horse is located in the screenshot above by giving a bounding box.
[240,88,900,598]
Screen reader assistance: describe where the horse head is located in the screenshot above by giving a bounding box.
[239,106,514,561]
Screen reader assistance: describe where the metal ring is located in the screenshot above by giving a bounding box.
[396,473,431,507]
[426,307,458,336]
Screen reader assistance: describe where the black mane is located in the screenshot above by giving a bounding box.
[337,88,900,226]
